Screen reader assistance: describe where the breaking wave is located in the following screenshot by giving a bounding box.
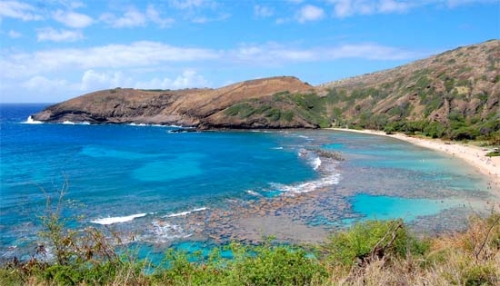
[163,207,208,218]
[23,116,43,124]
[91,213,148,225]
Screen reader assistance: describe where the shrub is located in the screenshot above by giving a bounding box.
[322,220,429,268]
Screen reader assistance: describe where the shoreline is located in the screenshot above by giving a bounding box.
[328,128,500,204]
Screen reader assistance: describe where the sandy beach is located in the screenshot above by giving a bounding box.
[329,128,500,202]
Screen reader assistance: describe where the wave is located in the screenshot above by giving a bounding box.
[151,221,191,240]
[270,173,340,195]
[61,120,91,125]
[129,123,193,128]
[23,116,43,124]
[91,213,147,225]
[246,190,263,197]
[271,147,284,150]
[311,157,322,170]
[163,207,208,218]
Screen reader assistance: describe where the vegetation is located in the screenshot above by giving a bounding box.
[1,190,499,285]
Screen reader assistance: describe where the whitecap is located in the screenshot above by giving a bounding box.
[91,213,147,225]
[23,116,43,124]
[311,157,322,170]
[271,147,284,150]
[269,171,340,195]
[246,190,263,197]
[151,220,188,240]
[163,207,208,218]
[62,121,75,125]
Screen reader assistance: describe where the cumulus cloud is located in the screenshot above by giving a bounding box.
[53,9,93,28]
[230,42,420,65]
[0,0,43,21]
[254,5,274,18]
[0,41,219,79]
[146,4,175,27]
[297,5,325,23]
[8,30,22,38]
[327,0,493,18]
[135,69,211,90]
[328,0,417,17]
[169,0,215,10]
[80,70,133,90]
[22,75,68,91]
[36,28,83,42]
[101,5,177,28]
[100,7,146,28]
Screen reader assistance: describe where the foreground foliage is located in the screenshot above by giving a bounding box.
[1,192,499,285]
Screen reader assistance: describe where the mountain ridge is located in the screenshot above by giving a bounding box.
[32,39,499,139]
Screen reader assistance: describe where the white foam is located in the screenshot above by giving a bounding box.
[91,213,147,225]
[270,171,340,195]
[24,116,43,124]
[272,147,284,150]
[311,157,322,170]
[62,120,75,125]
[246,190,263,197]
[151,220,189,240]
[163,207,208,218]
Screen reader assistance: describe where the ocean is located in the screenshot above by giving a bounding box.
[0,103,492,261]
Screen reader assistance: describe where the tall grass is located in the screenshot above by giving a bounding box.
[1,190,499,285]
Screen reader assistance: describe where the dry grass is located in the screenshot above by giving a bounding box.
[327,213,500,286]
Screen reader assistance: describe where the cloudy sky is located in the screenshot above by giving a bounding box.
[1,0,498,103]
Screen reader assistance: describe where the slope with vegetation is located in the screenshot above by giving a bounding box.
[32,40,499,141]
[1,192,498,285]
[318,39,499,141]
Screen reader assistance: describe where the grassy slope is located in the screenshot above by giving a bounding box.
[1,210,499,285]
[221,40,499,141]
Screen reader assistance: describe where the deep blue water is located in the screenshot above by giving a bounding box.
[0,103,491,260]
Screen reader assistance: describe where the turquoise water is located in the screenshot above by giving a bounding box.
[0,104,491,261]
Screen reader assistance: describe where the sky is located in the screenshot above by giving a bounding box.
[0,0,498,103]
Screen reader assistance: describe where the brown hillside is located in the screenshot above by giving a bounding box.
[317,39,499,126]
[33,76,314,128]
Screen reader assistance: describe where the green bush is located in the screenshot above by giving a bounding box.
[322,220,429,268]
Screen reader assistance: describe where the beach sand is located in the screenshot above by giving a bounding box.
[329,128,500,203]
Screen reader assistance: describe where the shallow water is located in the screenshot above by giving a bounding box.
[0,104,492,262]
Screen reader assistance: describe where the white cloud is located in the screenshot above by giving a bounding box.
[22,75,68,92]
[146,5,175,28]
[100,7,146,28]
[8,30,22,38]
[53,9,93,28]
[297,5,325,23]
[191,13,229,23]
[327,0,494,17]
[328,0,414,17]
[36,28,83,42]
[169,0,214,10]
[81,70,132,90]
[0,41,219,79]
[101,6,178,28]
[255,5,274,18]
[446,0,497,7]
[230,42,420,65]
[0,0,43,21]
[135,69,211,90]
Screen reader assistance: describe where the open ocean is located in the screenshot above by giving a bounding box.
[0,103,492,261]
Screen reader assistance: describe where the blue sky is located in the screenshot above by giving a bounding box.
[0,0,498,103]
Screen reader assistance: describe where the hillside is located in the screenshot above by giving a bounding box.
[32,76,317,129]
[32,40,500,139]
[316,39,499,139]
